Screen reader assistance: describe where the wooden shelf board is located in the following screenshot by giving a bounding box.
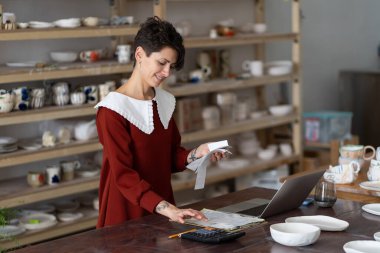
[1,210,97,250]
[0,140,102,169]
[0,61,133,84]
[184,33,297,48]
[0,104,96,126]
[172,154,301,191]
[181,113,298,144]
[0,176,100,208]
[0,25,139,41]
[304,142,330,149]
[165,74,293,97]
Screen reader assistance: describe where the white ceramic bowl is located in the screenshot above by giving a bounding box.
[269,104,293,116]
[374,232,380,241]
[270,222,320,246]
[82,17,99,27]
[253,23,267,33]
[266,61,293,76]
[257,148,276,160]
[50,51,78,63]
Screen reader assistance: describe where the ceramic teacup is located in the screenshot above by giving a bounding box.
[60,160,80,181]
[27,171,45,188]
[70,92,86,105]
[339,145,375,161]
[368,165,380,181]
[46,166,61,185]
[83,85,98,104]
[242,60,263,77]
[324,160,360,184]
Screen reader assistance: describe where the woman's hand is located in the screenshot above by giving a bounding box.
[187,143,226,163]
[155,200,208,224]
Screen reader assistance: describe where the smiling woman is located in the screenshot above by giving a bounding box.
[94,16,225,229]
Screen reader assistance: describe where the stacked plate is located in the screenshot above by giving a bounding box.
[0,225,26,238]
[359,181,380,191]
[54,18,81,28]
[0,136,18,153]
[20,213,57,230]
[28,21,55,29]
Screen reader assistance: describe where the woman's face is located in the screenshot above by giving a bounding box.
[137,46,177,88]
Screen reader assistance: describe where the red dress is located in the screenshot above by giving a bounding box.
[95,100,190,228]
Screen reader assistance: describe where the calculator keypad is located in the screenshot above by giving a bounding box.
[180,228,245,243]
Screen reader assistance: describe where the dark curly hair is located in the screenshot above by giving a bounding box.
[133,16,185,71]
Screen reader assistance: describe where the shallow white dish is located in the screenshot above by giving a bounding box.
[29,21,55,29]
[269,104,293,116]
[266,60,293,76]
[57,212,83,222]
[362,203,380,216]
[270,222,320,246]
[359,181,380,191]
[20,213,57,230]
[285,215,349,231]
[343,240,380,253]
[0,136,18,145]
[75,168,100,178]
[50,51,78,63]
[5,61,38,67]
[217,158,250,170]
[53,18,81,28]
[19,140,43,151]
[0,225,26,237]
[374,232,380,241]
[257,148,276,160]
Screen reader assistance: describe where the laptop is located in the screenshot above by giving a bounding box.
[217,168,325,218]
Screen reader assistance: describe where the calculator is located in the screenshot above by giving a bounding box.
[180,228,245,243]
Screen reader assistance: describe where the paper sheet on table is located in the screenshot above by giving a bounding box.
[184,208,265,230]
[186,140,231,190]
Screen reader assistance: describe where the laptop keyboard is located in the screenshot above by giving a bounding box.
[237,204,268,216]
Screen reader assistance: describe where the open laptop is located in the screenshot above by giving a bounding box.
[217,168,325,218]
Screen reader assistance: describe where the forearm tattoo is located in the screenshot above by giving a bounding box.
[156,201,169,212]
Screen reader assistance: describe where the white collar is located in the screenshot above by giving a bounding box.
[94,88,176,134]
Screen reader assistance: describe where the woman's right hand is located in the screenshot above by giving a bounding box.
[155,200,208,224]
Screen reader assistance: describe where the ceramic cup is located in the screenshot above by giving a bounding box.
[279,143,292,156]
[30,88,45,109]
[376,147,380,161]
[242,60,263,77]
[339,145,375,161]
[46,166,61,185]
[70,92,86,105]
[12,86,29,111]
[79,50,101,62]
[324,161,360,184]
[52,82,70,106]
[60,160,80,181]
[116,44,131,64]
[98,81,116,100]
[0,90,15,113]
[83,85,98,104]
[27,171,45,188]
[368,165,380,181]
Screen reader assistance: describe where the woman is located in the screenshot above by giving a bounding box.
[95,16,224,228]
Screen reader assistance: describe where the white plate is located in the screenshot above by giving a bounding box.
[75,168,100,178]
[29,21,55,29]
[57,212,83,222]
[5,62,38,67]
[20,213,57,230]
[0,136,18,145]
[343,240,380,253]
[374,232,380,241]
[285,215,349,231]
[55,200,80,212]
[362,203,380,216]
[19,140,43,151]
[0,225,26,237]
[360,181,380,191]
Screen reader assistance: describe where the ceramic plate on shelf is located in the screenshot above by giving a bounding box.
[285,215,349,231]
[20,213,57,230]
[343,240,380,253]
[362,203,380,216]
[5,62,38,68]
[18,139,43,151]
[28,21,55,29]
[0,136,18,145]
[57,212,83,222]
[359,181,380,191]
[0,225,26,238]
[75,168,100,178]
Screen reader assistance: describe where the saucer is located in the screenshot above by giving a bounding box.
[343,240,380,253]
[285,215,349,231]
[55,200,80,212]
[57,212,83,222]
[362,203,380,216]
[0,225,26,238]
[359,181,380,191]
[20,213,57,230]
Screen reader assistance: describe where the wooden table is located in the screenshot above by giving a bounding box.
[10,187,380,253]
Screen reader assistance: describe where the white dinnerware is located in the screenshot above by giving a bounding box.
[270,222,320,246]
[57,212,83,222]
[359,181,380,191]
[0,225,26,237]
[343,240,380,253]
[362,203,380,216]
[20,213,57,230]
[269,104,293,116]
[285,215,349,231]
[374,232,380,241]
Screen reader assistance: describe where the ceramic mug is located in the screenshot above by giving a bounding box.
[367,165,380,181]
[339,145,375,161]
[12,86,29,111]
[60,160,80,181]
[70,92,86,105]
[116,44,131,64]
[376,146,380,161]
[79,50,101,62]
[324,160,360,184]
[83,85,98,104]
[27,171,45,188]
[46,166,61,185]
[242,60,263,77]
[0,90,14,113]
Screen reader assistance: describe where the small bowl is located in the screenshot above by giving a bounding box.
[253,23,267,33]
[27,171,45,188]
[258,148,276,160]
[50,51,78,63]
[269,104,293,116]
[270,222,320,246]
[266,60,293,76]
[17,22,29,29]
[82,17,99,27]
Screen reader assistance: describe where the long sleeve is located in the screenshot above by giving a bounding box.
[170,118,191,173]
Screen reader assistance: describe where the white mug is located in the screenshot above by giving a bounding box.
[116,45,131,64]
[46,166,61,185]
[242,60,263,77]
[324,161,360,184]
[368,165,380,181]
